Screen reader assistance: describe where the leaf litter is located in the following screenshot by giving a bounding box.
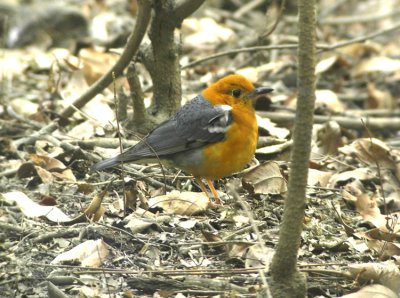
[1,0,400,297]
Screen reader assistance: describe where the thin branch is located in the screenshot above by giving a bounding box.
[261,0,286,39]
[258,111,400,130]
[182,21,400,69]
[317,21,400,53]
[181,44,299,69]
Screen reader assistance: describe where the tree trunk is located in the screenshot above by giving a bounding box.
[131,0,205,134]
[267,0,316,297]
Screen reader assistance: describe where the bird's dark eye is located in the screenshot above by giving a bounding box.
[231,89,241,98]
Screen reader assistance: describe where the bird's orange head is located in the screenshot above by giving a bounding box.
[201,74,273,108]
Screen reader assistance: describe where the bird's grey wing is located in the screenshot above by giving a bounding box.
[116,95,233,161]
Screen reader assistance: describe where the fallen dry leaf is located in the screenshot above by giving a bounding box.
[51,239,109,267]
[28,154,76,182]
[338,42,381,58]
[78,48,120,86]
[315,90,345,113]
[256,139,292,156]
[367,239,400,260]
[148,191,210,215]
[10,98,39,118]
[315,55,339,74]
[340,138,396,170]
[2,191,71,222]
[29,154,66,171]
[348,261,400,294]
[311,121,342,162]
[340,284,397,298]
[307,169,333,187]
[242,161,287,195]
[228,242,254,258]
[125,216,160,234]
[288,90,345,113]
[328,168,376,189]
[245,244,275,271]
[367,83,394,109]
[59,70,115,126]
[353,56,400,76]
[182,17,235,47]
[256,115,290,139]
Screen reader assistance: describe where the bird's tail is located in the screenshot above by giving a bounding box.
[91,156,122,172]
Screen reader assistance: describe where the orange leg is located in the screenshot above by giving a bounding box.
[206,179,223,205]
[195,177,209,196]
[194,177,223,206]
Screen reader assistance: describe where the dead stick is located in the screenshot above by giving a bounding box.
[259,111,400,130]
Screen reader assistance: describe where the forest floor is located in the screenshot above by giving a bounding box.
[1,0,400,297]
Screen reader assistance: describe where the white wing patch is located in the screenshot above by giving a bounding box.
[207,105,233,133]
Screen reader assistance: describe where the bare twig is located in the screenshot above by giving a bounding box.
[261,0,286,39]
[182,44,300,69]
[182,21,400,69]
[258,111,400,130]
[317,21,400,53]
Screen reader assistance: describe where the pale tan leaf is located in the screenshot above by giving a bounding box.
[59,70,115,125]
[328,168,376,188]
[316,90,345,112]
[148,191,210,215]
[125,217,158,234]
[307,169,333,187]
[83,194,106,222]
[256,140,292,155]
[228,243,253,258]
[367,239,400,260]
[311,121,342,162]
[10,99,39,118]
[78,48,120,86]
[346,237,369,253]
[288,90,344,113]
[242,161,287,195]
[245,244,275,271]
[51,239,109,267]
[340,138,396,170]
[348,261,400,294]
[367,83,394,109]
[51,169,77,182]
[315,56,339,74]
[2,191,71,222]
[182,17,235,47]
[340,284,397,298]
[315,54,351,74]
[353,56,400,76]
[256,115,290,139]
[29,154,66,171]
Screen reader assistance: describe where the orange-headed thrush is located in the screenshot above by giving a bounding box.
[92,74,273,204]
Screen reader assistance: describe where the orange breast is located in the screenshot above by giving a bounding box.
[189,106,258,179]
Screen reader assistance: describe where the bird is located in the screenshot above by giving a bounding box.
[91,74,273,205]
